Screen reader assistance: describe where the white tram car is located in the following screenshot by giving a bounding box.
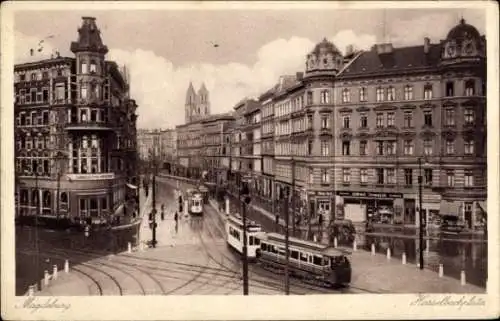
[187,189,203,215]
[225,214,264,259]
[257,232,352,287]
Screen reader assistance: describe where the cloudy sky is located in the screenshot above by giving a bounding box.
[13,5,486,129]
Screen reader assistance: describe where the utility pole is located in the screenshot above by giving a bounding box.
[283,186,290,295]
[418,158,424,270]
[151,151,157,248]
[240,172,250,295]
[33,160,41,291]
[291,158,296,235]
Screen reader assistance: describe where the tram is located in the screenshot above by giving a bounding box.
[257,232,352,287]
[225,214,264,259]
[186,188,204,215]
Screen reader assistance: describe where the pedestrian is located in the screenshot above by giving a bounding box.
[174,211,178,223]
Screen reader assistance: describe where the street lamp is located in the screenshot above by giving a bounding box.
[417,157,427,270]
[149,149,158,248]
[26,160,41,290]
[239,172,251,295]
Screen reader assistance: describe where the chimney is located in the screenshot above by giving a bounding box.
[424,37,430,54]
[296,72,304,80]
[345,44,354,57]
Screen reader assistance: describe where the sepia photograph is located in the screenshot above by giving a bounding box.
[1,1,499,320]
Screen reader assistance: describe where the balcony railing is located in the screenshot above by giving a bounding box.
[65,120,113,131]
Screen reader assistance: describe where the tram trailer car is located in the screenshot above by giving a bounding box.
[257,232,352,287]
[187,189,204,215]
[225,214,264,260]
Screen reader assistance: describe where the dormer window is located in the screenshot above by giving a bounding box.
[90,60,97,73]
[465,80,475,96]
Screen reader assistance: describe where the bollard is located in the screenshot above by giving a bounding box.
[333,237,338,248]
[44,270,49,286]
[28,285,34,296]
[64,259,69,273]
[127,242,132,253]
[225,199,230,215]
[386,248,391,260]
[460,270,466,286]
[353,240,357,251]
[402,252,407,265]
[438,264,444,278]
[53,265,58,280]
[371,243,375,255]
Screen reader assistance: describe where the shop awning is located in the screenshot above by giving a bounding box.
[439,201,460,216]
[126,183,138,189]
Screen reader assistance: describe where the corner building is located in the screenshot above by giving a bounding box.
[14,17,139,224]
[333,19,486,228]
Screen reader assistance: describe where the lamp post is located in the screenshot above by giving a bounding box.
[150,149,158,248]
[240,172,250,295]
[54,151,66,222]
[27,160,41,290]
[418,157,424,270]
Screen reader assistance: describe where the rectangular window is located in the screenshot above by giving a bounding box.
[320,90,330,104]
[386,141,396,155]
[321,141,329,156]
[376,141,384,155]
[359,140,367,156]
[404,85,413,100]
[465,80,475,96]
[446,81,454,97]
[360,114,368,128]
[446,139,454,155]
[359,87,367,102]
[308,140,313,155]
[55,84,65,101]
[404,169,413,186]
[360,169,368,184]
[464,171,474,187]
[386,168,396,184]
[387,87,395,101]
[376,113,384,127]
[342,168,350,183]
[404,111,413,128]
[424,139,433,156]
[321,116,330,129]
[307,91,313,105]
[81,62,88,74]
[31,89,37,103]
[424,110,433,127]
[342,141,350,156]
[321,169,329,184]
[342,89,350,103]
[447,170,455,187]
[464,109,475,125]
[387,112,395,127]
[342,115,350,129]
[376,168,384,184]
[404,140,414,155]
[424,169,433,186]
[445,109,455,126]
[464,139,474,155]
[424,85,433,100]
[376,88,384,102]
[81,86,88,99]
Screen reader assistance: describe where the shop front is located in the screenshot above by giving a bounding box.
[335,191,404,224]
[308,191,333,223]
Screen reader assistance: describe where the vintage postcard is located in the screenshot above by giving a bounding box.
[1,1,499,320]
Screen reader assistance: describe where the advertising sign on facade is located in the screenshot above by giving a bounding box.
[336,191,403,199]
[67,173,115,180]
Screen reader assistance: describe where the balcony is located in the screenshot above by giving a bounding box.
[65,120,113,131]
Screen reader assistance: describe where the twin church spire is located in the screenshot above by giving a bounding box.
[185,81,210,123]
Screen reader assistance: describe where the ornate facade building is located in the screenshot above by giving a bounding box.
[14,17,139,224]
[333,18,486,228]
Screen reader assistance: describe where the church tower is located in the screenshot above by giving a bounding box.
[185,82,197,123]
[197,82,210,117]
[70,17,108,105]
[184,82,211,123]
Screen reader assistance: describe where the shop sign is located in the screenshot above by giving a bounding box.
[67,173,115,180]
[308,191,333,197]
[336,191,403,199]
